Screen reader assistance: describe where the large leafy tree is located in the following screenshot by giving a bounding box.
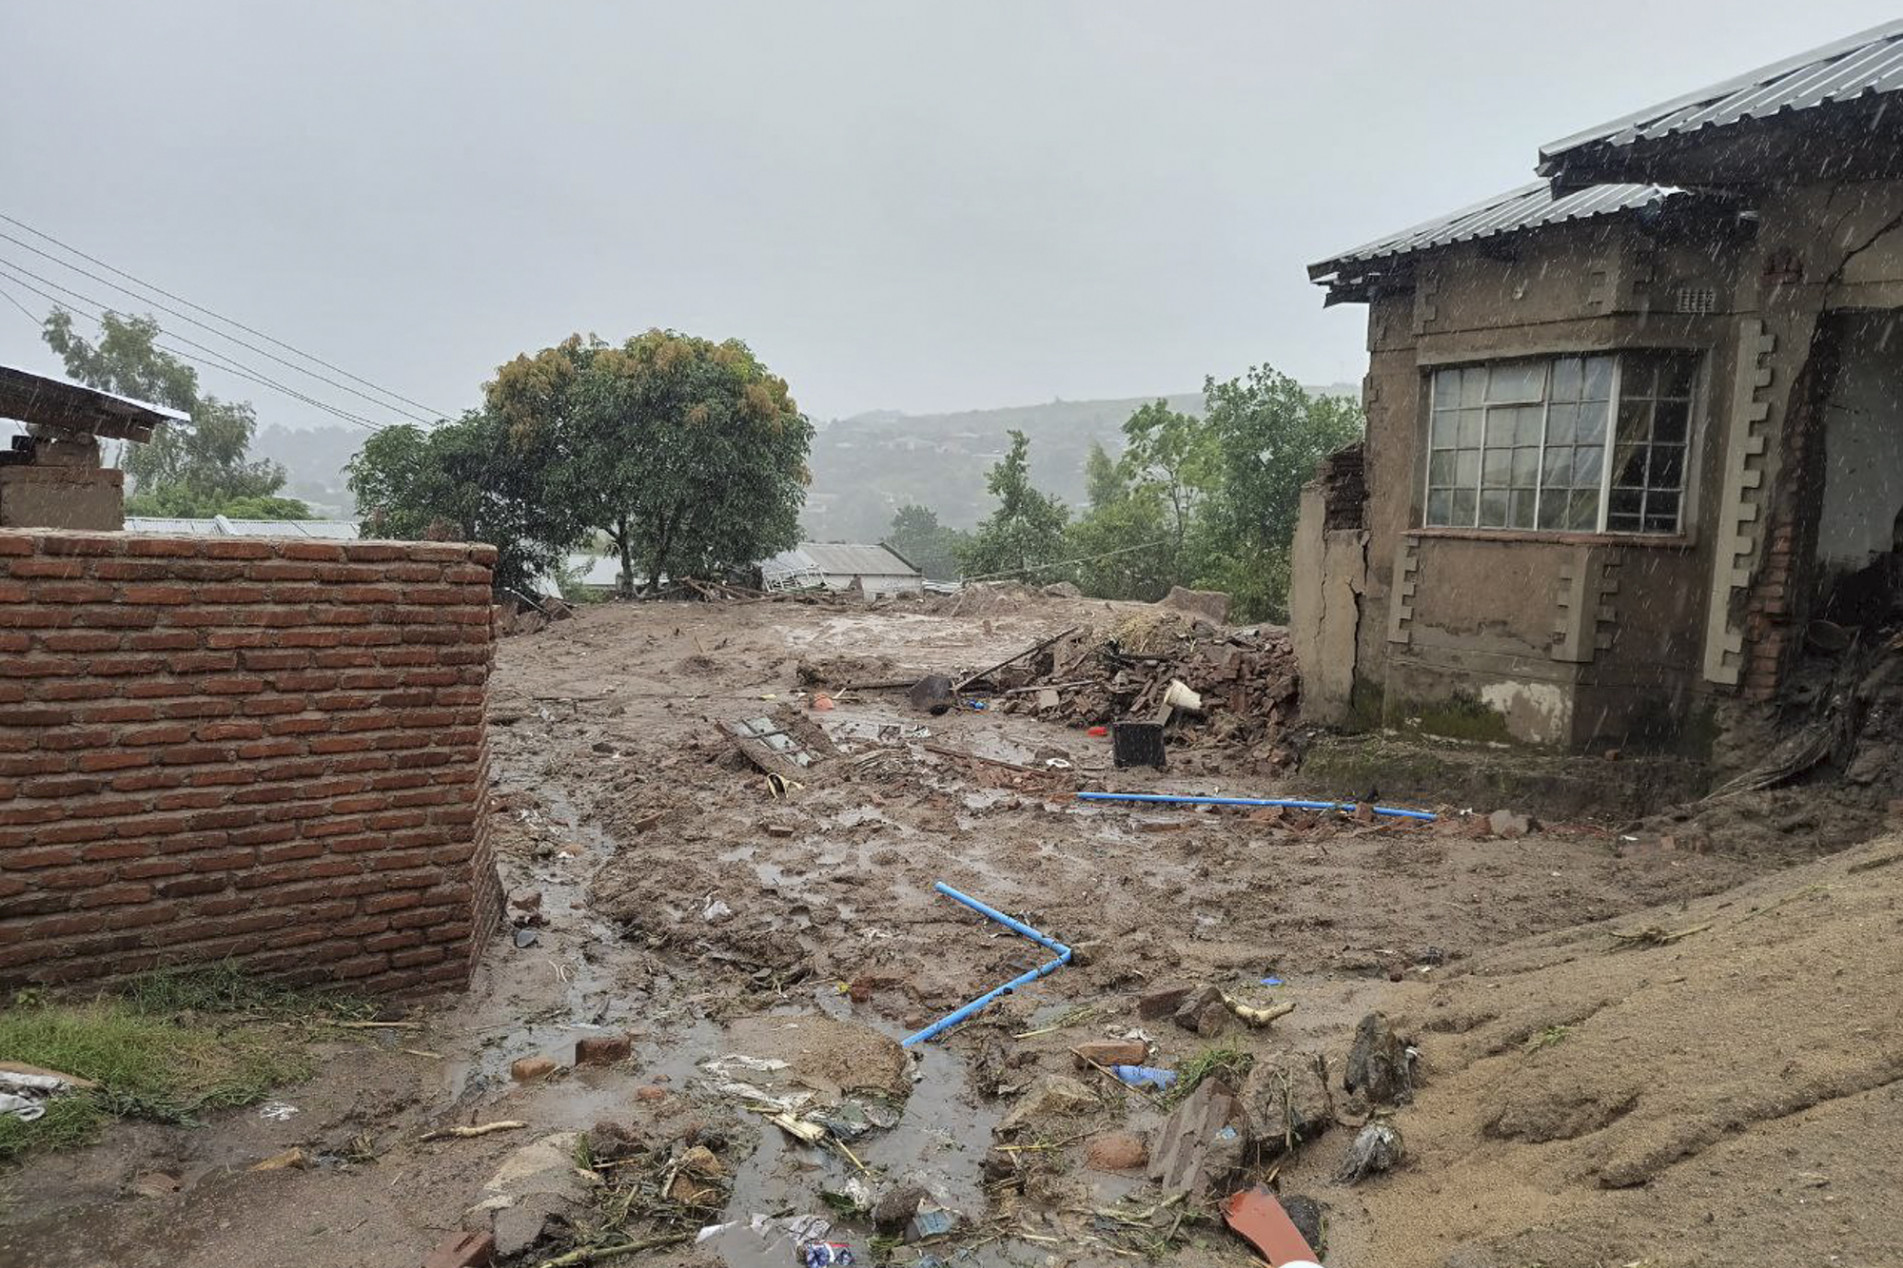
[346,410,582,596]
[41,310,292,513]
[885,504,968,581]
[489,332,812,593]
[957,430,1070,583]
[1194,367,1363,621]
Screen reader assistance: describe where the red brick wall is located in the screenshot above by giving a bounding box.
[0,531,503,995]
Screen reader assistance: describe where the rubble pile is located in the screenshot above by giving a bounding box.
[986,611,1300,758]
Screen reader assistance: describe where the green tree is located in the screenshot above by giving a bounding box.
[489,331,812,593]
[347,411,583,595]
[1120,399,1218,567]
[957,430,1070,583]
[1193,367,1363,621]
[885,504,968,581]
[41,310,292,512]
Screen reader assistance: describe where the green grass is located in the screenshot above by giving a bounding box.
[1166,1045,1256,1105]
[1524,1024,1572,1053]
[0,966,370,1162]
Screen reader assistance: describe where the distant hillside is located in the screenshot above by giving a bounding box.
[253,383,1358,539]
[802,385,1356,543]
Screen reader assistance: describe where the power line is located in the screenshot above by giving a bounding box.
[0,230,438,426]
[0,262,386,433]
[0,211,450,421]
[0,280,41,327]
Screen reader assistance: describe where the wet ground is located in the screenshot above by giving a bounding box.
[0,593,1823,1268]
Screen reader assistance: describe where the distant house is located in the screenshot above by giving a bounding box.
[1295,19,1903,753]
[0,364,187,531]
[759,542,924,597]
[122,516,362,539]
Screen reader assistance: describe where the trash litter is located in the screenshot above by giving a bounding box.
[810,693,836,711]
[1161,679,1204,715]
[901,882,1072,1047]
[1222,1185,1321,1266]
[1087,725,1109,737]
[909,1200,961,1239]
[963,699,988,711]
[1075,790,1437,822]
[703,897,735,924]
[1259,976,1285,987]
[800,1242,855,1267]
[1336,1120,1405,1183]
[1111,720,1166,768]
[1223,992,1295,1028]
[1110,1064,1178,1091]
[766,1111,828,1145]
[257,1101,299,1122]
[513,927,540,948]
[250,1147,308,1171]
[0,1064,96,1122]
[1044,757,1073,769]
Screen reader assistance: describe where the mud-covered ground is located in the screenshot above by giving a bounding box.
[2,593,1889,1268]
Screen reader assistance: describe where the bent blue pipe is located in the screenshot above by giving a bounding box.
[1074,790,1437,822]
[902,881,1071,1047]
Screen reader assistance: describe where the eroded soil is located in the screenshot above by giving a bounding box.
[2,594,1891,1268]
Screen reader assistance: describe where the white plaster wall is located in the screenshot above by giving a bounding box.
[1818,313,1903,569]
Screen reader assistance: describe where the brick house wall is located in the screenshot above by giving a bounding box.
[0,531,503,995]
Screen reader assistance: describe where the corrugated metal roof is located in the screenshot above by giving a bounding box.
[1309,181,1682,285]
[761,541,920,581]
[123,516,361,539]
[0,363,190,443]
[217,517,360,539]
[1540,19,1903,176]
[123,516,223,536]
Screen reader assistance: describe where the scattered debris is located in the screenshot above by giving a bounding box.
[1336,1120,1405,1184]
[249,1148,307,1172]
[1149,1079,1254,1200]
[423,1230,496,1268]
[256,1101,299,1122]
[1071,1039,1149,1069]
[1611,922,1713,946]
[1343,1013,1415,1107]
[128,1172,181,1198]
[513,927,540,948]
[574,1033,632,1066]
[421,1121,529,1143]
[1085,1131,1150,1171]
[1112,720,1167,769]
[903,881,1072,1047]
[0,1063,96,1122]
[463,1132,593,1258]
[998,1075,1098,1134]
[907,675,957,715]
[1223,1186,1322,1266]
[1110,1064,1178,1092]
[510,1056,559,1083]
[1223,992,1296,1028]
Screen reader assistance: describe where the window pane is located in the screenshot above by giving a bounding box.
[1509,489,1536,528]
[1479,489,1509,526]
[1538,492,1567,529]
[1552,357,1583,402]
[1651,444,1685,489]
[1515,406,1543,445]
[1644,490,1681,531]
[1451,488,1477,524]
[1653,400,1689,443]
[1482,448,1511,487]
[1577,400,1608,444]
[1511,447,1539,487]
[1620,357,1655,396]
[1612,443,1648,487]
[1547,403,1578,444]
[1542,448,1573,488]
[1568,489,1600,530]
[1659,357,1696,398]
[1428,450,1457,485]
[1431,410,1456,445]
[1457,410,1483,448]
[1485,410,1517,447]
[1432,369,1460,408]
[1460,368,1486,406]
[1426,489,1453,525]
[1487,362,1544,403]
[1617,400,1652,444]
[1575,445,1603,486]
[1609,489,1642,518]
[1455,450,1480,486]
[1583,356,1614,400]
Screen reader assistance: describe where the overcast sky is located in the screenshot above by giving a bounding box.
[3,2,1898,431]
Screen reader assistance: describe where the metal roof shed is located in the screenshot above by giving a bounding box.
[0,364,189,443]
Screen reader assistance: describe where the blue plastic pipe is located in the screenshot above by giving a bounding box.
[1074,790,1437,822]
[901,881,1072,1047]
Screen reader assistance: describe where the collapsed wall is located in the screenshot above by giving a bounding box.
[0,530,502,995]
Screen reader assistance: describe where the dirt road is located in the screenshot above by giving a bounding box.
[2,593,1885,1268]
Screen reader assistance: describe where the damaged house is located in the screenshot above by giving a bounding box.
[1296,19,1903,754]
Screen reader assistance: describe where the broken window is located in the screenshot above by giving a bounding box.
[1425,352,1694,535]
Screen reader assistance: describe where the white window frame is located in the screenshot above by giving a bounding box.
[1423,352,1695,537]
